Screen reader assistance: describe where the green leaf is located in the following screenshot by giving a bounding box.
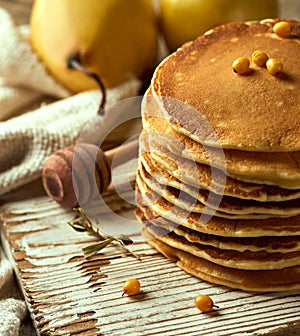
[114,234,133,245]
[68,207,140,260]
[82,238,113,257]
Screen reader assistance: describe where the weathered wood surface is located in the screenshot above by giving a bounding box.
[1,195,300,336]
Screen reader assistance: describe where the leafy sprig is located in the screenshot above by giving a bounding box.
[68,207,140,259]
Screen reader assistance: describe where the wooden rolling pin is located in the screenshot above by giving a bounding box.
[42,139,139,208]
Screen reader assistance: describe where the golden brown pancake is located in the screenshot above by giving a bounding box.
[151,19,300,152]
[135,207,300,254]
[138,161,300,217]
[136,167,300,219]
[135,19,300,292]
[135,185,300,237]
[142,221,300,270]
[174,225,300,254]
[140,150,300,202]
[140,142,300,204]
[137,169,275,220]
[142,225,300,292]
[143,134,300,190]
[142,90,300,188]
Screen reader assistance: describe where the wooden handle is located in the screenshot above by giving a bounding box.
[42,139,139,208]
[105,138,139,168]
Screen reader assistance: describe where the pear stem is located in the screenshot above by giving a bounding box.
[67,52,106,114]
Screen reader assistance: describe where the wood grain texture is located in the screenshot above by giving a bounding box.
[1,196,300,336]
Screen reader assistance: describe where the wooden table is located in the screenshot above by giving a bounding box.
[2,195,300,336]
[1,1,300,335]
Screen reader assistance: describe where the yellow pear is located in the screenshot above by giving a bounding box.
[160,0,279,51]
[30,0,158,93]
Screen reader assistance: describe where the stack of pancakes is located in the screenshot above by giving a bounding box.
[135,19,300,292]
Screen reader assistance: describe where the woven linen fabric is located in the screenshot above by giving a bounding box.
[0,250,31,336]
[0,7,141,335]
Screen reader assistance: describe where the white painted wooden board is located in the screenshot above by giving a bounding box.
[1,196,300,336]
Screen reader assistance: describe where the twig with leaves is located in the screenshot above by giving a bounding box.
[68,207,140,260]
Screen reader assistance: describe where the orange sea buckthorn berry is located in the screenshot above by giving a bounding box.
[266,58,283,76]
[122,278,141,296]
[232,57,250,75]
[252,50,268,67]
[194,294,219,312]
[273,21,291,38]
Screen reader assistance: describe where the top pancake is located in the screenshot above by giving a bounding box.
[142,91,300,188]
[152,19,300,152]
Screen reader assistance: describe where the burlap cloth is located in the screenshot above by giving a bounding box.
[0,7,142,335]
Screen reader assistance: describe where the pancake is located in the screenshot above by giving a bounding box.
[141,221,300,270]
[226,171,300,191]
[137,168,272,220]
[135,207,300,254]
[138,160,300,217]
[140,141,300,203]
[135,185,300,237]
[143,135,300,191]
[135,18,300,291]
[137,166,300,219]
[142,225,300,292]
[142,91,300,188]
[175,225,300,254]
[140,150,300,203]
[151,19,300,152]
